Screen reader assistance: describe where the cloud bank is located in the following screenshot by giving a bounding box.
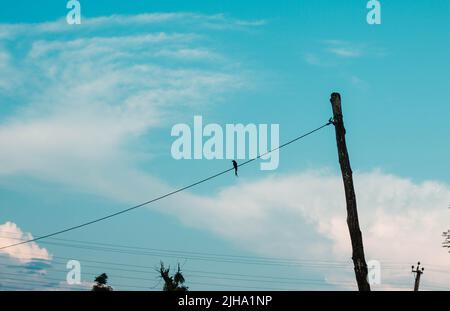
[0,222,51,263]
[0,13,253,201]
[162,170,450,290]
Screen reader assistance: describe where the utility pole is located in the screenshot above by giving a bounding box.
[412,262,424,291]
[329,92,371,291]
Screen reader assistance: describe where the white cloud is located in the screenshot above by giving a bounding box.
[0,14,247,200]
[0,48,21,91]
[304,40,368,66]
[304,53,322,66]
[27,33,199,59]
[322,39,362,58]
[154,48,222,61]
[234,19,267,27]
[321,39,386,60]
[328,47,361,58]
[350,75,369,90]
[0,222,52,263]
[0,50,9,67]
[0,13,266,40]
[157,170,450,290]
[82,13,266,31]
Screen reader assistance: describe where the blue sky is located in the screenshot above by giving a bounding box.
[0,0,449,291]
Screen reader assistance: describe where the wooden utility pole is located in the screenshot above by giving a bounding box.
[329,92,371,291]
[412,262,424,291]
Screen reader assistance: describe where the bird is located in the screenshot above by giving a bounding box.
[232,160,238,177]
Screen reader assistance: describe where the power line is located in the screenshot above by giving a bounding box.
[0,275,147,291]
[2,268,449,291]
[0,269,345,289]
[2,233,450,273]
[0,231,351,265]
[0,247,352,271]
[0,267,366,290]
[0,269,155,284]
[1,266,346,290]
[0,231,352,266]
[1,254,449,291]
[3,253,449,291]
[4,229,450,270]
[0,120,332,251]
[0,235,355,269]
[3,247,449,291]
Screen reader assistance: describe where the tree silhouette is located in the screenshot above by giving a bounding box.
[443,230,450,251]
[443,205,450,252]
[159,262,188,291]
[92,273,113,291]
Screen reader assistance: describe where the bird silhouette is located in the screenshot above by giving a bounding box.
[232,160,238,177]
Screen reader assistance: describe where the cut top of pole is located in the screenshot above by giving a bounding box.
[330,92,371,291]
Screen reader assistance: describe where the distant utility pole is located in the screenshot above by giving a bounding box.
[329,92,371,291]
[412,262,425,291]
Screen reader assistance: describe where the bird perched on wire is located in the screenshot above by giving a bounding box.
[232,160,238,177]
